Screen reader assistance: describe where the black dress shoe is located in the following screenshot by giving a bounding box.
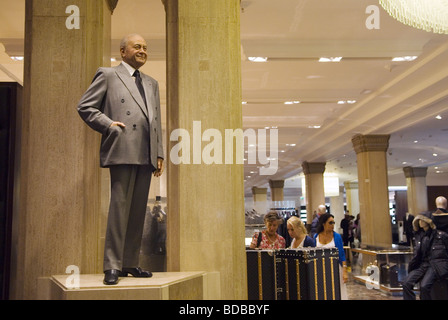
[103,269,120,285]
[120,267,152,278]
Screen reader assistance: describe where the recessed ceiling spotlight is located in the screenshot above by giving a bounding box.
[306,75,323,79]
[319,57,342,62]
[242,101,247,105]
[436,115,442,120]
[433,153,438,157]
[392,56,418,62]
[414,140,418,143]
[338,100,356,104]
[248,57,268,62]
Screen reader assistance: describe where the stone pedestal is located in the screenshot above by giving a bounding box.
[45,272,220,300]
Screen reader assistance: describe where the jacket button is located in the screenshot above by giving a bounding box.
[121,99,125,103]
[127,111,131,115]
[133,124,137,130]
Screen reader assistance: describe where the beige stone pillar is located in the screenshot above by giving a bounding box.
[302,161,326,224]
[164,0,246,299]
[269,179,284,202]
[403,166,428,215]
[330,187,345,231]
[344,181,360,216]
[251,187,268,216]
[11,0,114,300]
[252,187,267,203]
[352,134,392,248]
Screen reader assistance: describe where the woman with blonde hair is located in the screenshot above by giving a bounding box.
[287,216,315,248]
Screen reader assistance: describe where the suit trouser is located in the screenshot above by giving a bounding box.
[103,164,153,272]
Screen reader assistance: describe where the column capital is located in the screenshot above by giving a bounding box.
[351,134,390,154]
[269,179,284,189]
[403,166,428,178]
[252,187,267,195]
[302,161,326,175]
[344,181,358,190]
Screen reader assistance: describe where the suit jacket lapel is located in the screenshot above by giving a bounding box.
[115,64,149,119]
[142,76,154,122]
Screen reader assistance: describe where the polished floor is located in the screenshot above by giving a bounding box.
[346,273,403,300]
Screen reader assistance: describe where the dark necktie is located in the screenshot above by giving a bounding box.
[133,70,147,107]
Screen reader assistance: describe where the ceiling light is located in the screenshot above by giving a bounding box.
[433,153,438,157]
[392,56,418,62]
[10,56,24,61]
[436,115,442,120]
[308,125,321,129]
[284,101,300,105]
[380,0,448,34]
[319,57,342,62]
[414,140,418,143]
[338,100,357,104]
[242,101,247,105]
[248,57,268,62]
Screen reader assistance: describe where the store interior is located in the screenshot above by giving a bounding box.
[1,0,448,300]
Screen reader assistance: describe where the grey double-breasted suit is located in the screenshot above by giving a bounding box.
[78,63,164,168]
[77,63,164,272]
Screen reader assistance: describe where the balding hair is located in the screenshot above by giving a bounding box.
[436,196,447,210]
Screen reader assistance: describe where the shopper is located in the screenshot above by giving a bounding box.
[340,213,350,246]
[403,212,415,246]
[250,211,286,249]
[314,213,348,299]
[310,204,326,238]
[286,216,315,248]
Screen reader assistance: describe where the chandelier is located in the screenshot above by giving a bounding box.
[379,0,448,34]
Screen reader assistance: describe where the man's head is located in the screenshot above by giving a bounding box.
[317,204,326,216]
[120,34,148,70]
[436,196,447,210]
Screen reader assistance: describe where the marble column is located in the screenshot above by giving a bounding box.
[403,166,428,215]
[11,0,114,300]
[163,0,246,299]
[330,187,345,231]
[344,181,360,216]
[269,179,284,203]
[252,187,268,203]
[302,161,326,224]
[251,187,268,215]
[352,134,392,248]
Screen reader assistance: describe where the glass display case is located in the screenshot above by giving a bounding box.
[351,245,413,295]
